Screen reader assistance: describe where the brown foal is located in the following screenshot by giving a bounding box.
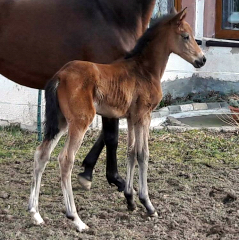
[28,8,206,231]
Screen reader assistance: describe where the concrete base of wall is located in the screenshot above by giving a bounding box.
[162,74,239,98]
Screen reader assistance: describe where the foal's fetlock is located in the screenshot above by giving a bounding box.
[107,173,125,192]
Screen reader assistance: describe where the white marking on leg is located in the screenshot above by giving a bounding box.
[73,216,89,232]
[28,127,67,226]
[29,208,44,225]
[59,127,89,231]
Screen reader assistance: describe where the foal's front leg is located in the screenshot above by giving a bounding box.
[135,118,157,216]
[124,118,137,211]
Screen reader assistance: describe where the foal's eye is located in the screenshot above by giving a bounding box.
[181,33,189,41]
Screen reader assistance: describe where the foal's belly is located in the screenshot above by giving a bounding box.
[94,102,127,119]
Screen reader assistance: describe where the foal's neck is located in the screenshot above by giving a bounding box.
[133,28,170,81]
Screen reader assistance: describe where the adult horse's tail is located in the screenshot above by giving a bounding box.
[44,77,61,141]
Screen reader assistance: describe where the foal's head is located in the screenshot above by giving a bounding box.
[168,8,206,68]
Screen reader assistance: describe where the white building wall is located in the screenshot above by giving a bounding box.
[1,0,239,130]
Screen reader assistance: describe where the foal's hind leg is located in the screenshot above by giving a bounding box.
[59,122,91,232]
[29,124,67,225]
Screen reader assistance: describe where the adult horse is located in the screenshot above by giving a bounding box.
[0,0,156,191]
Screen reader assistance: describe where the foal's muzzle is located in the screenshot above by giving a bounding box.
[194,55,206,68]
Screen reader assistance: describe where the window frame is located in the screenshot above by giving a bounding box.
[175,0,182,11]
[215,0,239,39]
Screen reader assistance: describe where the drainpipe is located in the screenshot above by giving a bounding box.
[37,90,42,141]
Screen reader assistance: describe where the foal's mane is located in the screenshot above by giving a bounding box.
[125,13,176,59]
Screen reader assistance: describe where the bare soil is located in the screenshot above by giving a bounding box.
[0,128,239,240]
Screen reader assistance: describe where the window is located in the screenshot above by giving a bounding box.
[216,0,239,39]
[151,0,182,25]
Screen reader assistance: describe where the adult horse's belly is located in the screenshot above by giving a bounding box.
[0,0,132,89]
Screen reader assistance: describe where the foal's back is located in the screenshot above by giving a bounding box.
[56,58,161,121]
[56,60,136,119]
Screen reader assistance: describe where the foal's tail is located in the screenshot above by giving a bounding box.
[44,77,61,141]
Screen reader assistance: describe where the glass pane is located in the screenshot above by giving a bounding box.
[151,0,174,25]
[152,0,175,17]
[222,0,239,30]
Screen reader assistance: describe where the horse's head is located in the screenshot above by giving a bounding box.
[168,8,206,68]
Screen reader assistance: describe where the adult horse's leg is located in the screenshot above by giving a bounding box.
[79,117,125,191]
[78,131,105,190]
[103,117,125,191]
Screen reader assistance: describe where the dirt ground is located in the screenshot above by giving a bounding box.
[0,127,239,240]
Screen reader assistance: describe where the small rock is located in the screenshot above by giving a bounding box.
[223,191,237,204]
[6,215,14,221]
[0,191,9,199]
[177,172,192,179]
[207,225,225,237]
[0,209,9,214]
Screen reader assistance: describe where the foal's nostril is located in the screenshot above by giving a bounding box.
[194,60,202,68]
[194,56,206,68]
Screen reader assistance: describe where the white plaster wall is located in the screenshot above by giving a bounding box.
[163,43,239,82]
[0,75,42,131]
[1,43,239,131]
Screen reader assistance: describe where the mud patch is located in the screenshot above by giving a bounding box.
[0,128,239,239]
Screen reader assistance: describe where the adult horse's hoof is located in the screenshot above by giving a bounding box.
[78,173,92,190]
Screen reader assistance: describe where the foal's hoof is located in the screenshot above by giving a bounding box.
[127,203,137,212]
[30,211,44,225]
[73,218,89,232]
[148,211,158,218]
[78,174,92,190]
[107,175,125,192]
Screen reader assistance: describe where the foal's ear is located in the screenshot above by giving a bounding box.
[170,7,187,27]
